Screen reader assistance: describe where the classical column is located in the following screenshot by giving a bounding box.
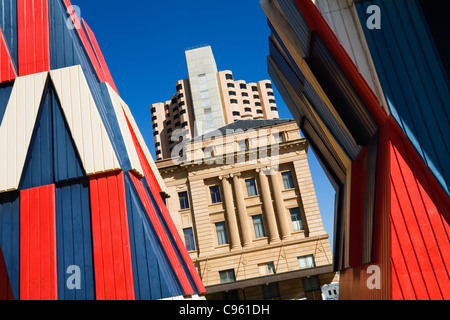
[268,169,292,240]
[220,175,242,250]
[231,173,253,248]
[257,169,280,243]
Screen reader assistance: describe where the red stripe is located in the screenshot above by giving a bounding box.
[20,185,57,300]
[0,28,16,83]
[17,0,50,76]
[82,19,118,93]
[129,173,194,295]
[123,109,205,293]
[63,0,106,83]
[89,171,135,300]
[294,0,387,126]
[388,120,450,300]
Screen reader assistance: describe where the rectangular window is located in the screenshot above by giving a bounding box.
[178,191,189,210]
[298,255,315,269]
[216,222,228,245]
[230,99,238,104]
[210,186,222,204]
[228,91,236,96]
[183,228,195,251]
[302,276,320,292]
[259,262,275,275]
[245,179,257,197]
[227,83,235,88]
[225,74,233,80]
[232,111,241,116]
[253,215,266,238]
[265,83,272,89]
[290,208,304,231]
[176,84,183,91]
[219,269,235,283]
[282,172,295,190]
[237,139,248,151]
[262,283,280,299]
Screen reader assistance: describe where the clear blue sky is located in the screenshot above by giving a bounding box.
[71,0,336,247]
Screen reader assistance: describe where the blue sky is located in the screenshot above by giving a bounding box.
[71,0,336,246]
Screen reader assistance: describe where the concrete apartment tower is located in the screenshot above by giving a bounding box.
[150,45,337,300]
[151,45,281,161]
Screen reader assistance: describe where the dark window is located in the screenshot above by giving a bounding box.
[155,142,161,148]
[174,114,180,120]
[166,120,172,125]
[271,107,278,111]
[282,172,295,189]
[253,95,260,99]
[246,179,257,196]
[152,116,157,121]
[171,98,177,104]
[255,102,261,106]
[152,123,158,128]
[167,128,173,133]
[179,101,185,107]
[240,83,247,89]
[179,191,190,210]
[257,110,263,114]
[302,276,321,292]
[269,99,276,104]
[181,121,188,128]
[290,208,304,231]
[177,93,184,99]
[230,99,238,104]
[253,215,266,238]
[173,106,179,112]
[252,86,258,92]
[183,228,195,251]
[267,92,274,96]
[180,109,186,115]
[222,290,240,300]
[225,74,233,80]
[176,84,183,91]
[165,104,170,110]
[153,131,159,136]
[151,107,156,114]
[216,222,228,245]
[175,122,181,127]
[210,186,222,203]
[243,100,250,105]
[232,111,241,116]
[219,269,235,283]
[265,83,272,89]
[229,91,236,96]
[242,92,248,97]
[155,150,161,155]
[244,107,252,112]
[262,283,280,300]
[227,83,235,88]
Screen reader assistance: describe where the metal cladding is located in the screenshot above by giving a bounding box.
[262,0,450,299]
[0,0,204,300]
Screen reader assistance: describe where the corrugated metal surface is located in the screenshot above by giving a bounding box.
[276,0,311,57]
[0,0,18,72]
[62,0,106,84]
[124,173,184,299]
[89,171,135,300]
[0,28,16,83]
[105,83,144,178]
[355,0,450,197]
[129,173,194,296]
[55,179,94,300]
[388,119,450,300]
[82,19,118,93]
[294,0,387,126]
[314,0,388,113]
[0,190,20,300]
[20,184,57,300]
[17,79,84,189]
[0,71,48,193]
[307,32,378,146]
[50,65,121,176]
[0,82,13,124]
[122,102,168,195]
[17,0,50,76]
[0,246,13,299]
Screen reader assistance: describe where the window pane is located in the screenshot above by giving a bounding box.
[262,283,280,299]
[290,208,304,231]
[216,222,228,245]
[282,172,294,189]
[210,186,222,203]
[253,215,266,238]
[298,255,315,269]
[302,276,320,291]
[179,191,189,210]
[183,228,195,251]
[246,179,257,197]
[219,269,235,283]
